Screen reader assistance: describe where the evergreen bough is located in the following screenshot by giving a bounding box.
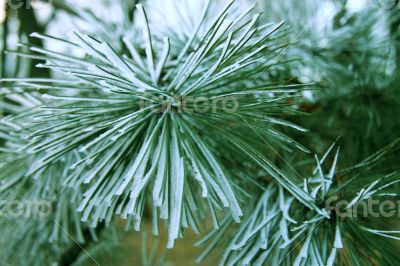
[1,0,400,265]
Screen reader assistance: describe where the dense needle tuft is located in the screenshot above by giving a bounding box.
[1,1,310,248]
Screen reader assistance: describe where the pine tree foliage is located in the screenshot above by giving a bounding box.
[1,0,313,250]
[264,1,400,162]
[197,138,400,265]
[0,0,400,265]
[0,121,111,265]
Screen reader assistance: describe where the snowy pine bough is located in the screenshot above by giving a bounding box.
[1,0,400,265]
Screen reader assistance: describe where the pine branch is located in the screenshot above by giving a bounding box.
[197,139,400,265]
[1,0,311,250]
[1,1,399,265]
